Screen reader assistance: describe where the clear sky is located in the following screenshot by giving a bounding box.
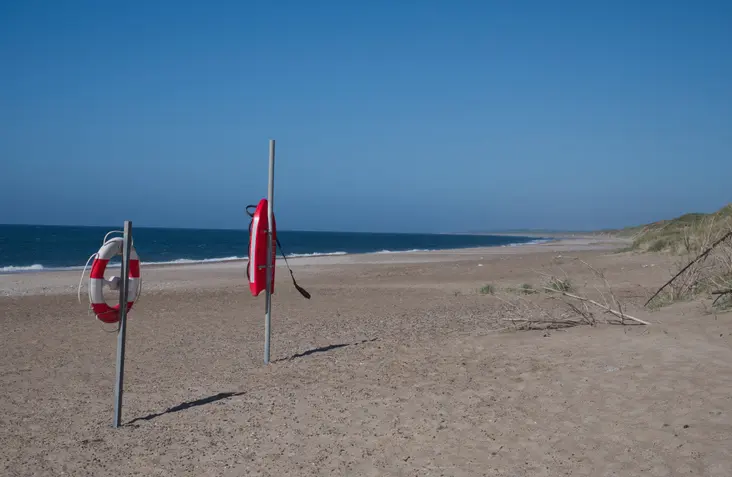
[1,1,730,233]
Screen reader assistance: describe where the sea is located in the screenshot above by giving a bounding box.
[0,224,549,273]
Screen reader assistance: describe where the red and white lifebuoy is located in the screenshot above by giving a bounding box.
[88,238,140,324]
[247,198,276,296]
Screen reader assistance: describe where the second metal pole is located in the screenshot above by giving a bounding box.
[113,220,132,428]
[264,139,275,364]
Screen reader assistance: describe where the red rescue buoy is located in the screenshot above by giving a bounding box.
[247,199,276,296]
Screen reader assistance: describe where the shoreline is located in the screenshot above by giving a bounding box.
[0,237,629,297]
[0,236,629,277]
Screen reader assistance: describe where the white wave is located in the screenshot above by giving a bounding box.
[141,256,246,266]
[0,240,555,274]
[0,256,249,273]
[373,249,435,254]
[503,238,553,247]
[284,251,348,258]
[0,264,45,273]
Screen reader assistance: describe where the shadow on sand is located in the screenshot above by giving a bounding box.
[128,391,245,426]
[126,338,378,425]
[277,338,379,362]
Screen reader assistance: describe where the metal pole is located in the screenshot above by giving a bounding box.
[264,139,275,364]
[113,221,132,428]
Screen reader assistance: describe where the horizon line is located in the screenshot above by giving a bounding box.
[0,222,569,237]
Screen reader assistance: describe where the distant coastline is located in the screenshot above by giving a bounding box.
[463,231,595,239]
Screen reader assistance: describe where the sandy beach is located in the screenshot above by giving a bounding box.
[2,238,731,476]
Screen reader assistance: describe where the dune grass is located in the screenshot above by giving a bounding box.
[613,204,732,254]
[632,204,732,310]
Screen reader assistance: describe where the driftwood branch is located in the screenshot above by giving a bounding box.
[644,231,732,307]
[711,289,732,295]
[712,289,732,306]
[501,318,580,326]
[543,287,651,325]
[564,300,595,325]
[575,258,625,319]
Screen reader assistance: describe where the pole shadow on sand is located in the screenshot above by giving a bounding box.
[125,338,378,426]
[127,392,246,426]
[276,338,379,362]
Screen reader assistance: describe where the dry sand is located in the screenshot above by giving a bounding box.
[2,238,731,476]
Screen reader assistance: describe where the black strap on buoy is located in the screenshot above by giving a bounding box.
[274,237,311,299]
[245,205,310,299]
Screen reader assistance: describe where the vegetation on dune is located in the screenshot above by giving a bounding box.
[479,284,496,295]
[516,283,539,295]
[628,204,732,311]
[545,276,573,293]
[477,204,732,317]
[620,204,732,254]
[555,204,732,312]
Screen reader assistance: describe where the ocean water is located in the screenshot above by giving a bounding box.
[0,224,547,272]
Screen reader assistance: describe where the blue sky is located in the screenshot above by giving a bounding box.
[1,1,730,233]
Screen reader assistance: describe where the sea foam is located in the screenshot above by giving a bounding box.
[0,264,45,273]
[284,251,348,258]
